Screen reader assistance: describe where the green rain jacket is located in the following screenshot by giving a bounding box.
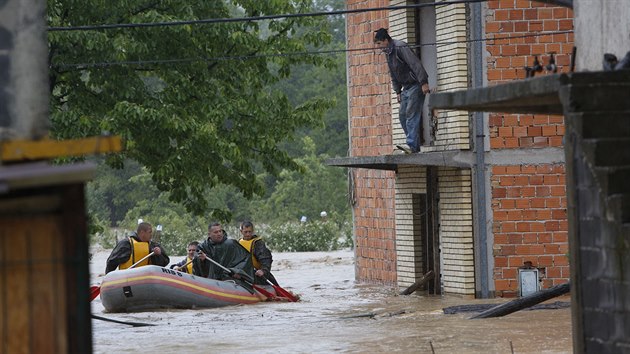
[192,233,255,289]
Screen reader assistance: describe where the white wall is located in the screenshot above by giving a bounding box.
[574,0,630,71]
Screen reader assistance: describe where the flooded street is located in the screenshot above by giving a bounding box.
[90,249,572,353]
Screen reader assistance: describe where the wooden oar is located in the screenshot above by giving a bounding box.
[129,251,156,269]
[89,251,156,301]
[263,276,298,302]
[174,258,193,272]
[201,253,278,300]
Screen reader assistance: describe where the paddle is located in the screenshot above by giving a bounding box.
[89,251,156,301]
[262,276,298,302]
[173,258,193,272]
[91,314,156,327]
[200,252,278,300]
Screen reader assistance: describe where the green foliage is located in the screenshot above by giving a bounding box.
[87,213,107,247]
[87,159,151,225]
[91,227,124,249]
[74,0,354,252]
[277,0,348,158]
[116,174,208,255]
[265,219,352,252]
[251,136,350,223]
[48,0,335,218]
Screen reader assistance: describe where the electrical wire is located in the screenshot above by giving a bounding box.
[51,30,574,69]
[47,0,488,32]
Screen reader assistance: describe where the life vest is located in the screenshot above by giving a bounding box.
[239,236,262,269]
[118,236,151,270]
[184,256,194,274]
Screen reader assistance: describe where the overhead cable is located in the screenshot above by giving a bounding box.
[51,30,574,69]
[48,0,488,32]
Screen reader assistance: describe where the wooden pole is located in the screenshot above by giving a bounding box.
[400,271,435,295]
[471,282,570,319]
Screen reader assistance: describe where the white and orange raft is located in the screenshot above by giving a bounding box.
[99,266,276,312]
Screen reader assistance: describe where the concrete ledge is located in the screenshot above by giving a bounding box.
[326,150,474,170]
[0,162,96,193]
[326,147,566,171]
[429,74,565,115]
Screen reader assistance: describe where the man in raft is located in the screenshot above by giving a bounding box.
[105,222,170,273]
[238,221,279,285]
[193,222,255,286]
[170,241,199,274]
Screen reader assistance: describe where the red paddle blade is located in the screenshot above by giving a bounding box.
[89,285,101,301]
[252,284,276,300]
[272,285,299,302]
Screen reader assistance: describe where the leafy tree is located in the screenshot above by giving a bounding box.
[87,159,149,225]
[119,188,208,256]
[251,136,349,223]
[265,219,352,252]
[48,0,335,219]
[277,0,348,158]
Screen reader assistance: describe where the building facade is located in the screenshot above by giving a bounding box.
[334,0,574,297]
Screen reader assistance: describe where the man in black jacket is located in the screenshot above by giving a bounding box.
[374,28,431,153]
[105,222,170,273]
[170,241,199,274]
[238,221,279,285]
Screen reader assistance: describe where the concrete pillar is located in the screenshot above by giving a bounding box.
[0,0,49,140]
[561,71,630,353]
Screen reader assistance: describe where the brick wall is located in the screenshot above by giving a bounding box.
[353,169,398,284]
[491,164,569,296]
[426,1,470,152]
[348,0,391,158]
[485,0,572,297]
[347,0,572,295]
[439,167,475,295]
[348,0,398,285]
[486,0,573,150]
[395,165,427,288]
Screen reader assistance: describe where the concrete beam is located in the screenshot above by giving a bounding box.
[487,147,565,165]
[429,71,630,116]
[429,73,565,115]
[0,162,96,194]
[326,150,475,170]
[326,147,565,171]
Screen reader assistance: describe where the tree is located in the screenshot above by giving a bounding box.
[252,136,350,223]
[277,0,348,158]
[48,0,335,219]
[87,159,150,225]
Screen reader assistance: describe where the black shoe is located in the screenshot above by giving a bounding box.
[396,144,413,154]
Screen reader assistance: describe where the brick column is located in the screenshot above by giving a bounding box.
[347,0,398,284]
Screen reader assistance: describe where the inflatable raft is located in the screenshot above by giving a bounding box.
[100,265,274,312]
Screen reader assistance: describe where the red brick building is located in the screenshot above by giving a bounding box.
[330,0,574,297]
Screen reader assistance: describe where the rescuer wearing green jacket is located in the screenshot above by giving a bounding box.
[193,222,254,288]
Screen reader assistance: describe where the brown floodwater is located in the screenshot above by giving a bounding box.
[90,249,572,353]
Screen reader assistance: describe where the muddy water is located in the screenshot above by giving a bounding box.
[90,249,572,353]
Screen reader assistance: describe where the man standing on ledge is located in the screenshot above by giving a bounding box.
[374,28,430,154]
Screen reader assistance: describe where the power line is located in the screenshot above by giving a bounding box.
[47,0,487,32]
[51,30,574,69]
